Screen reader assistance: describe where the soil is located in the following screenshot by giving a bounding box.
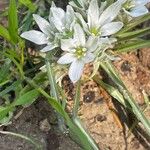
[0,100,81,150]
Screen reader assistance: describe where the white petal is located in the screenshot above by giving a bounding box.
[40,44,58,52]
[57,53,76,64]
[51,17,64,32]
[65,5,75,29]
[136,0,150,5]
[101,22,123,36]
[61,39,75,51]
[83,52,95,63]
[86,36,99,52]
[88,0,100,28]
[74,24,85,47]
[69,60,84,83]
[20,30,47,45]
[99,1,121,26]
[76,13,88,32]
[51,7,65,21]
[33,14,52,35]
[129,6,149,17]
[51,7,65,31]
[49,2,56,20]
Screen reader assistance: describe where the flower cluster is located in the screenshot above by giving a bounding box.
[21,0,149,83]
[120,0,150,17]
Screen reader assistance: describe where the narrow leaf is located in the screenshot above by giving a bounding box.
[0,59,11,84]
[115,40,150,52]
[19,0,37,12]
[0,106,14,120]
[93,76,131,109]
[0,80,21,97]
[0,24,11,42]
[8,0,18,43]
[100,60,150,136]
[13,89,39,106]
[120,13,150,33]
[117,27,150,40]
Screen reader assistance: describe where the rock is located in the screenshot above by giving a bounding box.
[39,119,51,132]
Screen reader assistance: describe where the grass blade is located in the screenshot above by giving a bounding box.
[8,0,18,44]
[117,27,150,41]
[115,40,150,53]
[19,0,37,12]
[13,89,39,106]
[0,24,11,42]
[0,80,21,97]
[93,76,129,108]
[0,59,11,84]
[119,13,150,33]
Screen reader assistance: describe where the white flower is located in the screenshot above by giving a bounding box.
[76,0,123,37]
[50,4,75,37]
[121,0,150,17]
[21,4,76,52]
[20,13,58,52]
[57,24,98,83]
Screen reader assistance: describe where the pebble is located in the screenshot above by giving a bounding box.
[39,119,51,132]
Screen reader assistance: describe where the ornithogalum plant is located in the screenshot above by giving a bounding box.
[20,0,150,149]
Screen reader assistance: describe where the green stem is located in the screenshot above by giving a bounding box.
[45,58,66,132]
[45,59,59,101]
[73,80,81,118]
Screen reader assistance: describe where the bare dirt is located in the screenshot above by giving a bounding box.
[0,100,81,150]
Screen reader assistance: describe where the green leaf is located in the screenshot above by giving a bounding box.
[0,80,21,97]
[13,89,39,106]
[117,27,150,41]
[93,76,131,109]
[21,12,33,32]
[72,0,83,8]
[3,52,24,77]
[45,58,60,101]
[19,0,37,12]
[115,40,150,52]
[0,59,11,84]
[99,60,150,136]
[8,0,18,44]
[0,106,14,120]
[44,94,99,150]
[120,13,150,33]
[0,24,11,42]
